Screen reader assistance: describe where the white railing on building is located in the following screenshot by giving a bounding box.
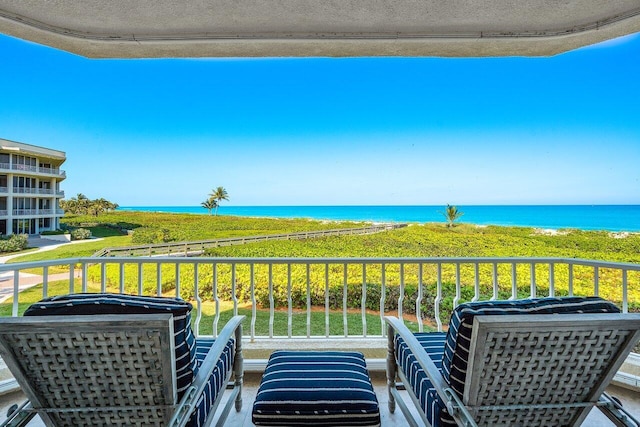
[1,257,638,340]
[12,187,38,194]
[12,209,38,216]
[10,164,38,173]
[1,163,66,177]
[0,210,7,216]
[0,187,7,193]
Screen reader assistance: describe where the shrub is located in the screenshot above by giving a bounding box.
[71,228,92,240]
[131,227,173,244]
[0,234,29,253]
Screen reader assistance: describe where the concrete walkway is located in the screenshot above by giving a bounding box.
[0,236,99,303]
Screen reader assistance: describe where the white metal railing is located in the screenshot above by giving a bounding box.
[12,209,38,215]
[12,187,38,194]
[11,164,37,173]
[1,257,638,340]
[2,164,66,176]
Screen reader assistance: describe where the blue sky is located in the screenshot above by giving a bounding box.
[0,32,639,206]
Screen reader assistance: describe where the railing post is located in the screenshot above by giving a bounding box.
[213,263,219,338]
[268,263,274,339]
[472,263,480,302]
[623,269,628,313]
[435,263,442,332]
[343,263,348,337]
[306,264,311,338]
[194,263,202,338]
[380,263,387,337]
[416,263,424,333]
[325,264,330,338]
[530,262,536,298]
[398,263,405,321]
[362,263,367,338]
[250,263,256,341]
[454,263,461,308]
[287,263,292,338]
[568,263,574,297]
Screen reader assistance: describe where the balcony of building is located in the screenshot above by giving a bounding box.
[0,164,66,179]
[0,256,639,425]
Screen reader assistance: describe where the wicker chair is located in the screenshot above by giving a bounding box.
[385,297,640,427]
[0,293,245,427]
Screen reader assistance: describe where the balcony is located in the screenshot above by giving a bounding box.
[0,163,66,178]
[0,256,639,425]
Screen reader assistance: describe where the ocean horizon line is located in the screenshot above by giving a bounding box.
[118,205,640,233]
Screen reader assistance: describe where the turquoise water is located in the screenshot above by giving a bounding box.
[118,205,640,232]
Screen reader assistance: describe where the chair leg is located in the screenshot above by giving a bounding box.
[1,401,36,427]
[599,393,640,427]
[387,324,397,414]
[233,323,244,412]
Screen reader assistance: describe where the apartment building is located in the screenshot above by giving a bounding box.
[0,138,66,235]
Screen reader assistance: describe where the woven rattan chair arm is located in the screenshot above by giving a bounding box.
[384,316,478,427]
[169,315,245,427]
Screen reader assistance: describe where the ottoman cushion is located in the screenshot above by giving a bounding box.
[252,350,380,426]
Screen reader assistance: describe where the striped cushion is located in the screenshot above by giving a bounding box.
[442,296,621,402]
[187,338,235,427]
[252,351,380,426]
[395,332,453,426]
[24,293,197,401]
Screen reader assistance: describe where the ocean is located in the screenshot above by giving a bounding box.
[118,205,640,232]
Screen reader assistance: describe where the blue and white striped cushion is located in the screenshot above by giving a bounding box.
[252,351,381,426]
[442,296,621,402]
[24,293,198,401]
[395,332,453,426]
[187,338,235,427]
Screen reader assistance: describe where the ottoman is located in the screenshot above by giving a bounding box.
[252,350,381,426]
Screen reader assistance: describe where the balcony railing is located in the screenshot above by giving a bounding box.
[1,257,638,339]
[0,163,66,177]
[12,209,38,216]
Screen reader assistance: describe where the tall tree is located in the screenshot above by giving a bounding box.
[201,199,217,215]
[209,186,229,216]
[442,204,464,228]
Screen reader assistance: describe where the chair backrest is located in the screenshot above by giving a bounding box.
[0,313,177,427]
[464,313,640,426]
[442,296,620,396]
[440,297,637,426]
[24,293,198,400]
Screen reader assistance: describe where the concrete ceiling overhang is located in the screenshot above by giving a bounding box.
[0,1,639,58]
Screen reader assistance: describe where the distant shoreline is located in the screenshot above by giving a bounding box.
[117,205,640,233]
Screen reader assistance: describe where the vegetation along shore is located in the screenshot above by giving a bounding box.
[2,210,639,332]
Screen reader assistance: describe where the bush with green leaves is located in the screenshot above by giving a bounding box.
[131,227,173,244]
[70,228,92,240]
[0,234,28,253]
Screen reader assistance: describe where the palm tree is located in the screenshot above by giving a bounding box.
[442,204,464,228]
[209,186,229,216]
[201,199,217,215]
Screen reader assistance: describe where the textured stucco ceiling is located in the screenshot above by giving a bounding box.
[0,0,639,58]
